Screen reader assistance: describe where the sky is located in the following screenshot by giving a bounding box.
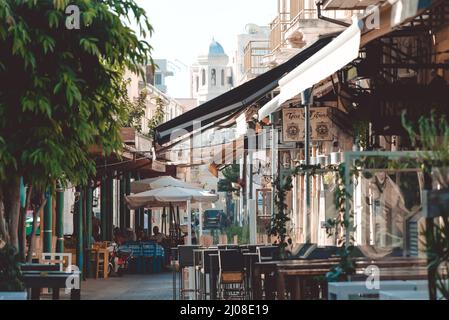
[135,0,277,98]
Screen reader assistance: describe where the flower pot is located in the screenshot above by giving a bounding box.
[0,291,27,300]
[330,152,342,165]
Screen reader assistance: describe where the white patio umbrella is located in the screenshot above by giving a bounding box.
[125,186,218,245]
[130,176,200,193]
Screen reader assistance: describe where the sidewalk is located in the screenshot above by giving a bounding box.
[81,273,173,300]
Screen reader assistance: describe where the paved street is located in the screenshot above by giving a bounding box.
[41,273,173,300]
[81,273,173,300]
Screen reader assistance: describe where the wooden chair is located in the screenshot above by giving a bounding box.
[91,244,108,279]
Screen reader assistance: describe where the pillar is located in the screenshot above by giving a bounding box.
[56,187,64,253]
[125,172,131,228]
[75,188,84,272]
[43,189,53,253]
[100,176,107,241]
[106,175,114,240]
[119,173,126,229]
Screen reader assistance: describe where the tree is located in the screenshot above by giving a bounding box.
[0,0,153,252]
[147,97,165,140]
[122,84,148,134]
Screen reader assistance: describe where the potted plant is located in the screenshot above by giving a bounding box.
[0,241,27,300]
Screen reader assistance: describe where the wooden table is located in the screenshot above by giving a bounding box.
[274,258,428,300]
[20,264,61,272]
[22,271,81,300]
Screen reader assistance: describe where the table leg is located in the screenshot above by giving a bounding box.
[71,289,81,300]
[253,267,262,300]
[52,288,60,300]
[292,277,301,300]
[31,288,40,300]
[173,263,177,300]
[276,272,286,300]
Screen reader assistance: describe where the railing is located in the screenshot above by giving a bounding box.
[243,40,270,78]
[269,13,290,52]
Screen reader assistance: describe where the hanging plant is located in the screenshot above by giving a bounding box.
[325,163,356,282]
[268,173,292,259]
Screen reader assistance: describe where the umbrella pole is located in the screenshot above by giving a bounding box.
[187,200,192,245]
[199,203,203,241]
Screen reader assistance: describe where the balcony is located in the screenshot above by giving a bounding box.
[321,0,383,10]
[243,40,271,80]
[269,13,290,52]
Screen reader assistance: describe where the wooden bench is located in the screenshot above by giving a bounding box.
[22,271,81,300]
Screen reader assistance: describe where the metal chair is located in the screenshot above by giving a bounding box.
[218,250,245,300]
[178,245,200,300]
[198,249,218,300]
[257,245,279,262]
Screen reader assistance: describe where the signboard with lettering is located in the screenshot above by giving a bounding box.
[282,107,333,142]
[151,160,166,173]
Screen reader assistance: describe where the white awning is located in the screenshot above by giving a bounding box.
[258,17,362,120]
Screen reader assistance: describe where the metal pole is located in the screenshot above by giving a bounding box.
[302,89,312,243]
[56,187,64,253]
[43,189,53,253]
[100,177,107,241]
[187,200,192,245]
[76,188,84,273]
[119,173,125,229]
[198,202,203,240]
[125,172,131,228]
[86,186,93,246]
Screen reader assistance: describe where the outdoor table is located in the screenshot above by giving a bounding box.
[20,263,61,272]
[22,271,81,300]
[274,257,428,300]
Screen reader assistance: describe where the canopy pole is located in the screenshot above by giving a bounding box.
[198,203,203,241]
[302,88,312,244]
[187,200,192,245]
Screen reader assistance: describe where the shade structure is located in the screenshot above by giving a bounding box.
[155,34,336,145]
[125,186,218,210]
[258,18,362,119]
[130,176,200,194]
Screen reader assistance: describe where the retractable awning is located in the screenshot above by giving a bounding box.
[155,34,337,145]
[258,18,362,119]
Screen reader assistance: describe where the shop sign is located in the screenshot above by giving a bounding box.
[282,107,333,142]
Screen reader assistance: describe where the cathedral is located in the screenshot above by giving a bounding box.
[190,38,233,106]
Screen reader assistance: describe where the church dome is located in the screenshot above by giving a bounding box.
[209,38,225,56]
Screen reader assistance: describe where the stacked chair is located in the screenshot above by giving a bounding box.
[218,249,246,300]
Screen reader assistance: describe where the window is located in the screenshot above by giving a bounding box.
[211,69,216,86]
[221,69,225,86]
[201,69,206,86]
[155,73,162,85]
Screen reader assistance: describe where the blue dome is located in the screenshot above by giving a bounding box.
[209,38,225,56]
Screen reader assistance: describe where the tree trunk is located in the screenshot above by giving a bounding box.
[0,190,10,243]
[3,175,21,251]
[26,193,46,263]
[19,186,32,262]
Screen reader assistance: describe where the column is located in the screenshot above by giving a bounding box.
[75,188,84,272]
[125,172,131,228]
[100,176,107,241]
[43,189,53,253]
[56,187,64,253]
[119,173,126,229]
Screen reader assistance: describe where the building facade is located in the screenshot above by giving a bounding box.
[190,39,234,106]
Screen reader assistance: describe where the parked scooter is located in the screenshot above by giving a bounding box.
[108,243,132,277]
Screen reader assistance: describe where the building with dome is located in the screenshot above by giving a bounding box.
[190,38,234,106]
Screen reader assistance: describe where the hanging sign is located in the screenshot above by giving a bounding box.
[151,160,166,172]
[282,107,333,142]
